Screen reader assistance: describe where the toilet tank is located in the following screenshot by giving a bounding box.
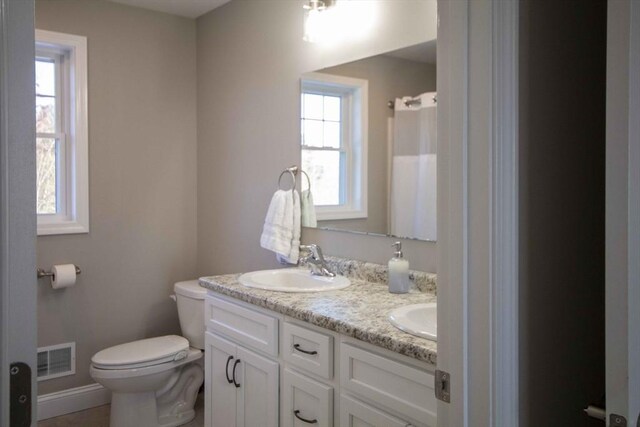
[173,280,207,350]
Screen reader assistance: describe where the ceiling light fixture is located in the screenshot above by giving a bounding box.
[303,0,333,43]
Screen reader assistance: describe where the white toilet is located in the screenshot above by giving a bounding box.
[90,280,207,427]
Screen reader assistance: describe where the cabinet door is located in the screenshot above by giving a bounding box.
[282,368,333,427]
[339,394,410,427]
[340,344,436,426]
[236,346,279,427]
[205,332,237,427]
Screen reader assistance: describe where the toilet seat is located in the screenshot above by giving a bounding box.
[91,335,189,370]
[90,347,202,380]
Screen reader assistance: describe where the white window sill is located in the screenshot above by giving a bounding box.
[315,207,368,221]
[37,219,89,236]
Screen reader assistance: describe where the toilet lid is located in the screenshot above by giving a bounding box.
[174,280,207,300]
[92,335,189,370]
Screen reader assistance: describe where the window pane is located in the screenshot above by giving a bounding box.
[36,59,56,96]
[36,138,57,214]
[323,96,341,122]
[302,149,341,206]
[323,121,341,148]
[303,93,324,120]
[302,119,323,147]
[36,95,56,133]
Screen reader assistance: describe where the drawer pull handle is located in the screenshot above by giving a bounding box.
[293,343,318,355]
[232,359,241,388]
[225,356,234,384]
[294,410,318,424]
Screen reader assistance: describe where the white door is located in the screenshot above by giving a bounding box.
[0,0,38,425]
[205,333,237,427]
[235,346,279,427]
[605,1,640,425]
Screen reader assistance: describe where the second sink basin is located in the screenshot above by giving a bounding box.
[388,303,437,341]
[238,268,351,293]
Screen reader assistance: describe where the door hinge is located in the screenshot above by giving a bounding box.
[434,369,450,403]
[10,362,32,427]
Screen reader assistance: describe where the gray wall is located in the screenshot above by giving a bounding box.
[35,0,198,394]
[319,55,436,234]
[519,0,606,424]
[196,0,438,276]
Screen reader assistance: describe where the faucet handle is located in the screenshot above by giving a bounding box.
[299,244,319,258]
[313,245,326,262]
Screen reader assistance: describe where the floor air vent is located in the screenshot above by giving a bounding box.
[37,342,76,381]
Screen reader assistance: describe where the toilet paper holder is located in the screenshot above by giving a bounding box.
[37,265,82,279]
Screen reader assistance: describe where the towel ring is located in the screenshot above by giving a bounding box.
[277,165,312,192]
[300,170,311,192]
[278,167,297,191]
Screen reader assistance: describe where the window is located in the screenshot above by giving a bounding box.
[301,72,368,220]
[35,29,88,235]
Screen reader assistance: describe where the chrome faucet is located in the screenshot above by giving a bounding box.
[299,244,335,277]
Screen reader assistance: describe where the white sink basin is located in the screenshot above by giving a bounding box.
[388,303,437,341]
[238,268,351,293]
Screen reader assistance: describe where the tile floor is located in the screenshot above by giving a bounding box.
[37,392,204,427]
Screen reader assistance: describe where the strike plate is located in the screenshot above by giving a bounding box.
[434,369,451,403]
[610,414,627,427]
[10,362,31,427]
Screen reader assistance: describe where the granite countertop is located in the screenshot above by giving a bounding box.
[199,259,437,365]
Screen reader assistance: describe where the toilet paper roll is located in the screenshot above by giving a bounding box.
[51,264,77,289]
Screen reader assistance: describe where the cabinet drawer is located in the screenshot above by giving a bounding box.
[205,296,278,357]
[283,322,333,379]
[282,368,333,427]
[340,394,411,427]
[340,343,436,426]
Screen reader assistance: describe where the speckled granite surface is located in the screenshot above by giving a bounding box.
[199,260,437,365]
[321,256,437,294]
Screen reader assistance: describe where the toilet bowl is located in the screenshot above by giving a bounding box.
[90,280,207,427]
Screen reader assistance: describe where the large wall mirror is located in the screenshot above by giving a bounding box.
[300,39,437,242]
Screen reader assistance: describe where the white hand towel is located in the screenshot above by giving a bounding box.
[289,190,301,262]
[260,190,301,264]
[301,190,317,228]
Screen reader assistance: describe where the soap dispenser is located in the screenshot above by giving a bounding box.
[388,242,410,294]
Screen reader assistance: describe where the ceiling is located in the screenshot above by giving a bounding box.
[108,0,232,19]
[384,40,437,65]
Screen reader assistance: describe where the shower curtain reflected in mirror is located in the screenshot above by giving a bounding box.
[389,92,437,241]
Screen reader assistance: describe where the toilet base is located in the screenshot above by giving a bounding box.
[100,357,203,427]
[109,392,196,427]
[109,385,199,427]
[158,409,196,427]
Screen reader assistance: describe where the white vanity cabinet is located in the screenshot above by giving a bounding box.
[204,332,279,427]
[204,293,436,427]
[282,368,333,427]
[339,394,412,427]
[204,295,280,427]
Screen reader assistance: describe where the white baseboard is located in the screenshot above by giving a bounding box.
[37,383,111,421]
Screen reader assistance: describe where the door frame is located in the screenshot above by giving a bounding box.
[0,0,37,423]
[0,0,524,424]
[437,0,519,425]
[605,0,640,424]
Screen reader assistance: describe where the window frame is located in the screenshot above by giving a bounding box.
[35,29,89,235]
[301,72,368,221]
